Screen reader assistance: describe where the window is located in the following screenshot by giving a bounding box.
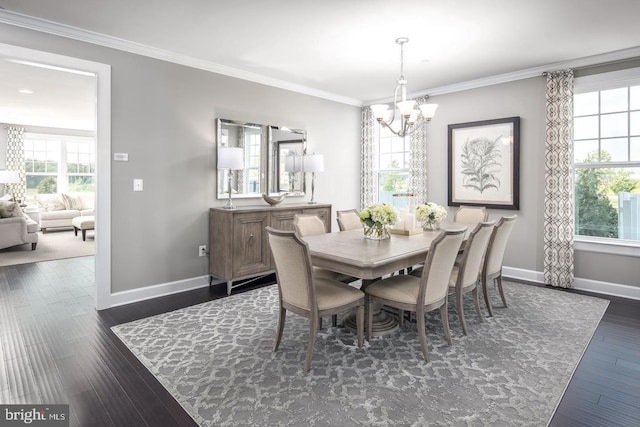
[574,70,640,243]
[376,125,411,207]
[24,133,96,199]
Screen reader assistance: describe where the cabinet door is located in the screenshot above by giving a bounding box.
[270,209,301,231]
[233,212,270,277]
[303,207,331,232]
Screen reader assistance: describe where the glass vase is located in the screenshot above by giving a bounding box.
[364,224,391,240]
[422,220,441,231]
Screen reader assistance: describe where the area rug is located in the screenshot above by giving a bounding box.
[0,229,94,266]
[112,281,608,426]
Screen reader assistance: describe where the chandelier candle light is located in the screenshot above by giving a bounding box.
[370,37,438,138]
[303,153,324,204]
[218,146,244,210]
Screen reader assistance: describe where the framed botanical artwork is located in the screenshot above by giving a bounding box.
[448,116,520,210]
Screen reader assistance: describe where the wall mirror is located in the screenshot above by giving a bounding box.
[216,119,268,199]
[216,119,306,199]
[269,126,306,196]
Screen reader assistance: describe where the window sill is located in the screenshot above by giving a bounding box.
[574,236,640,257]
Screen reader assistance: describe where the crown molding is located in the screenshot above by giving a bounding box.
[0,10,363,107]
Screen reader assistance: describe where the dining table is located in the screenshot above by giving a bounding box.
[301,222,472,336]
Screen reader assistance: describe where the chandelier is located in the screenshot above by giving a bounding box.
[370,37,438,138]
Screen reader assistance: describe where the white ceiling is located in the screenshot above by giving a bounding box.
[1,0,640,128]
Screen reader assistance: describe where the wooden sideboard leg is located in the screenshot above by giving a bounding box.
[227,280,233,295]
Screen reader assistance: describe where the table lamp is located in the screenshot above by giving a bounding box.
[303,154,324,204]
[218,147,244,210]
[284,153,301,193]
[0,170,20,202]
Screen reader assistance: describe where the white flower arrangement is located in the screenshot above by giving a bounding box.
[416,202,448,228]
[359,203,398,228]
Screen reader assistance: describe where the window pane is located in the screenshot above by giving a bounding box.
[601,138,628,162]
[391,153,405,169]
[574,92,599,116]
[574,139,598,163]
[379,153,392,169]
[68,175,94,192]
[631,111,640,136]
[600,87,628,113]
[391,137,404,152]
[574,116,599,139]
[631,137,640,161]
[630,85,640,110]
[377,171,409,204]
[379,138,392,154]
[601,113,628,138]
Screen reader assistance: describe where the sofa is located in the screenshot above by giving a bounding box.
[35,192,95,232]
[0,199,38,250]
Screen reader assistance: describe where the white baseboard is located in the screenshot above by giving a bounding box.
[502,266,640,301]
[109,275,211,308]
[107,266,639,309]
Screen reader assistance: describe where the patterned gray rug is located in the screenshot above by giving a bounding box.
[112,281,608,426]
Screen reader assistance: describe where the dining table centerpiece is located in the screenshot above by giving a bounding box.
[359,203,397,240]
[416,202,448,230]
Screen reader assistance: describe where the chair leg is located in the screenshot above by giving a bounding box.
[273,306,286,352]
[332,314,338,327]
[472,287,483,323]
[319,317,323,330]
[31,242,37,250]
[497,275,508,307]
[304,315,319,372]
[398,309,404,326]
[356,303,364,348]
[440,302,452,346]
[416,307,430,362]
[482,275,494,317]
[455,291,468,336]
[366,295,373,341]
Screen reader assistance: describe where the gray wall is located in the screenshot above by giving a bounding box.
[425,77,639,287]
[0,23,361,293]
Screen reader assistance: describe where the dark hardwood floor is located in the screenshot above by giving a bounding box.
[0,256,638,426]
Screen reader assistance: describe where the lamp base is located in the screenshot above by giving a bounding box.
[307,201,317,204]
[222,205,237,210]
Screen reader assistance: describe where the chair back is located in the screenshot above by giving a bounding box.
[266,227,315,311]
[484,215,518,276]
[418,229,466,304]
[337,209,362,231]
[457,221,495,287]
[454,205,489,223]
[294,214,326,237]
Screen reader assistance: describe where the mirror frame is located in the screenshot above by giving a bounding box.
[269,125,306,196]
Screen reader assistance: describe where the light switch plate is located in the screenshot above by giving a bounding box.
[133,179,143,191]
[114,153,129,161]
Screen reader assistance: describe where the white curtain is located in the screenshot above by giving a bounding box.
[543,70,574,288]
[6,126,26,202]
[360,107,377,209]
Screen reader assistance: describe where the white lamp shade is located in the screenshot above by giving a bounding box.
[284,155,302,173]
[419,103,439,120]
[0,170,20,184]
[218,147,244,170]
[397,100,416,116]
[303,154,324,173]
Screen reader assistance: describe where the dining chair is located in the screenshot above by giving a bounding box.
[482,215,518,316]
[454,205,489,223]
[266,226,364,372]
[447,221,495,335]
[364,228,466,362]
[336,209,363,231]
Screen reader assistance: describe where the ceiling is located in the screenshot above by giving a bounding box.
[1,0,640,128]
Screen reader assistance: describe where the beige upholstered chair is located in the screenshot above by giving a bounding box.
[266,226,364,371]
[447,221,495,335]
[364,229,466,362]
[454,205,489,223]
[482,215,518,316]
[336,209,362,231]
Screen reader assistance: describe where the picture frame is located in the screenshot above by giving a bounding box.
[448,116,520,210]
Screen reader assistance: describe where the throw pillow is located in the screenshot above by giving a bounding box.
[61,193,81,210]
[0,200,24,218]
[46,196,66,212]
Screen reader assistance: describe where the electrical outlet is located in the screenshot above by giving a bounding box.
[198,245,207,257]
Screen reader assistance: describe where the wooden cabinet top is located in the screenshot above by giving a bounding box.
[210,203,331,213]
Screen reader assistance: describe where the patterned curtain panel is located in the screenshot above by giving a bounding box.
[409,95,429,205]
[6,126,26,202]
[361,107,376,209]
[543,70,575,288]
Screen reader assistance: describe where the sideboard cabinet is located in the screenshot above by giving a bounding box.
[209,203,332,294]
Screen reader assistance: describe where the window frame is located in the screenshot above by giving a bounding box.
[374,124,411,205]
